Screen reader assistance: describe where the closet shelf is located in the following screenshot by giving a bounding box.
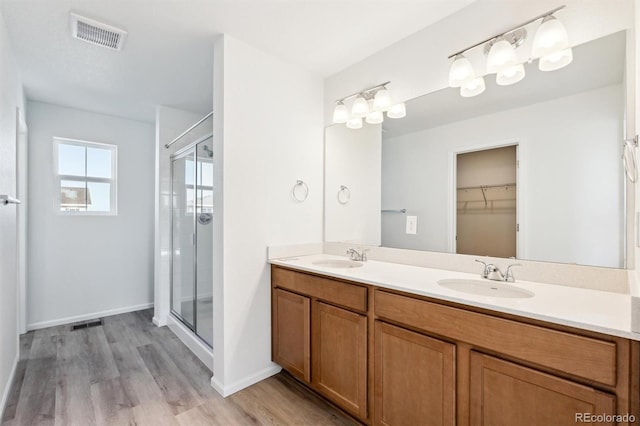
[457,183,516,205]
[457,182,516,191]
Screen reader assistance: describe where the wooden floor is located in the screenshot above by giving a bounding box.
[1,309,358,426]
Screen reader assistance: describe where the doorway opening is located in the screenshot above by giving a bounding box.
[455,145,518,258]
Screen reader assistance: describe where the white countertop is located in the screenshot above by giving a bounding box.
[269,254,640,341]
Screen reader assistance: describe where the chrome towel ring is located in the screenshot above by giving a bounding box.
[337,185,351,204]
[292,180,309,202]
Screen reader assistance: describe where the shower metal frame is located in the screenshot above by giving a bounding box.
[169,132,214,347]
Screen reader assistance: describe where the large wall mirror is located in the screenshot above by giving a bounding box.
[324,30,629,269]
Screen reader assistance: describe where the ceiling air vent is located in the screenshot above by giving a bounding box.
[70,12,127,51]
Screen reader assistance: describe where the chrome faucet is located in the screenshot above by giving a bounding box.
[475,259,521,282]
[504,263,522,283]
[346,248,368,262]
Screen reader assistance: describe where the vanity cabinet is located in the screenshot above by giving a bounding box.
[374,321,455,426]
[271,266,369,421]
[271,265,639,426]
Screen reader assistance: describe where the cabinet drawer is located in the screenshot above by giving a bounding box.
[375,290,617,386]
[470,352,615,426]
[272,266,367,312]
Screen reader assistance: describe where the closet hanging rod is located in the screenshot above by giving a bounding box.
[457,182,516,191]
[165,111,213,149]
[381,209,406,213]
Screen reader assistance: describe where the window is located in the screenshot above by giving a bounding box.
[54,137,117,214]
[184,156,213,215]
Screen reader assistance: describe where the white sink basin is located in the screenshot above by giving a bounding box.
[312,259,364,269]
[437,279,534,299]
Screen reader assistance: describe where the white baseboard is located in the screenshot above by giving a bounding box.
[152,315,167,327]
[26,302,154,331]
[210,364,282,398]
[166,315,213,372]
[0,354,19,421]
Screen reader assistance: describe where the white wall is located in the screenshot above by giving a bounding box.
[382,85,624,268]
[324,0,634,123]
[154,106,204,327]
[212,34,324,395]
[26,102,155,328]
[0,6,25,418]
[325,123,381,245]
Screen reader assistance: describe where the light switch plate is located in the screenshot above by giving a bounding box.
[406,215,417,235]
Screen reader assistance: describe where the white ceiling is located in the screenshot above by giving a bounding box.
[382,30,626,138]
[0,0,474,123]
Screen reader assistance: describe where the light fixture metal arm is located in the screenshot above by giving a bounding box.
[335,81,391,103]
[447,5,566,59]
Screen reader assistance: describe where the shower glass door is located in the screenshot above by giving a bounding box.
[170,136,213,347]
[171,151,196,329]
[195,138,213,346]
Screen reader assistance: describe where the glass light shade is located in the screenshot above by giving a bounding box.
[486,38,518,74]
[351,95,369,118]
[346,117,363,129]
[532,16,569,58]
[539,47,573,71]
[373,88,393,111]
[332,102,349,123]
[366,110,384,124]
[460,76,485,97]
[387,103,406,119]
[448,54,475,88]
[496,63,525,86]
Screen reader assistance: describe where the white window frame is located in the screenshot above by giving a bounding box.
[53,137,118,215]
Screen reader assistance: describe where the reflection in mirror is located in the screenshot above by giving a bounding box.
[325,123,382,245]
[325,31,627,268]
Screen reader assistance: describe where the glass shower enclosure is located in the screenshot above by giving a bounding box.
[170,136,213,347]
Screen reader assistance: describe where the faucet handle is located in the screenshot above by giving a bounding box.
[504,263,522,283]
[362,248,370,262]
[475,259,489,278]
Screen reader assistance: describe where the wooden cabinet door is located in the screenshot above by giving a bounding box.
[374,321,455,426]
[470,352,616,426]
[312,301,367,419]
[272,289,310,382]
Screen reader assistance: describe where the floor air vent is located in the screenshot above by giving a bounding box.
[71,318,104,331]
[70,12,127,51]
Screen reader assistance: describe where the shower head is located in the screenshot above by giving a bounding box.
[202,145,213,158]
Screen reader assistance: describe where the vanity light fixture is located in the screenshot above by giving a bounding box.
[332,81,406,129]
[346,117,363,129]
[532,15,573,71]
[460,76,486,97]
[351,95,370,118]
[366,110,384,124]
[486,37,518,74]
[332,101,349,123]
[447,5,570,97]
[373,87,393,111]
[448,54,475,87]
[386,102,407,119]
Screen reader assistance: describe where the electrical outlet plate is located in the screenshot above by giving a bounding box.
[406,215,417,234]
